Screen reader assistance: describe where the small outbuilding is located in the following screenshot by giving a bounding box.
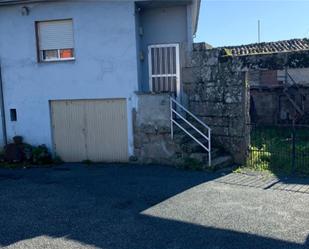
[224,38,309,124]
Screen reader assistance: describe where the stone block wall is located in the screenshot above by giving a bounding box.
[133,93,181,165]
[183,45,250,164]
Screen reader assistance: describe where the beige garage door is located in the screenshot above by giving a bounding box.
[51,99,129,162]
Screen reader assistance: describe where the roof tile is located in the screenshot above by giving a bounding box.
[223,38,309,56]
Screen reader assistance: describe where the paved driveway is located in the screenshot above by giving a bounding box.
[0,164,308,249]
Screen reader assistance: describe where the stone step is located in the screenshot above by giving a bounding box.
[211,155,234,170]
[174,132,218,154]
[185,151,233,170]
[181,143,221,155]
[172,118,233,170]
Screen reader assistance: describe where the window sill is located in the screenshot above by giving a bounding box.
[39,58,76,63]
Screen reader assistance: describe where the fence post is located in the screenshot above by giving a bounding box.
[170,98,174,140]
[291,121,296,174]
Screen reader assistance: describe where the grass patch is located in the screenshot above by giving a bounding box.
[246,126,309,176]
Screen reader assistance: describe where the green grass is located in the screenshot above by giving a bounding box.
[246,126,309,176]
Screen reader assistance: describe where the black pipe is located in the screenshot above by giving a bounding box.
[0,64,7,145]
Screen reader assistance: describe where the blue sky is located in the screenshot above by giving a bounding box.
[195,0,309,47]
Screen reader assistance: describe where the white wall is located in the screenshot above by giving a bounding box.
[278,68,309,86]
[0,1,139,155]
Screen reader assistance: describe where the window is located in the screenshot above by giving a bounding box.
[36,19,74,62]
[10,109,17,121]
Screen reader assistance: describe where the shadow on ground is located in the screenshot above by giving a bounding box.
[216,171,309,194]
[0,164,308,249]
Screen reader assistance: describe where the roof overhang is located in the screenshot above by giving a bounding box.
[0,0,201,35]
[0,0,56,5]
[192,0,201,35]
[136,0,201,35]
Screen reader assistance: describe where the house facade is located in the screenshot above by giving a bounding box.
[0,0,200,162]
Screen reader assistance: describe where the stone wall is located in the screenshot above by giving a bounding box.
[133,93,181,165]
[181,44,309,163]
[182,44,250,164]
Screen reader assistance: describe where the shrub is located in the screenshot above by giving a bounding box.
[32,145,52,165]
[1,136,63,167]
[23,144,33,162]
[247,145,271,171]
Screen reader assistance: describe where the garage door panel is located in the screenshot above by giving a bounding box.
[51,101,87,162]
[51,99,128,163]
[85,99,128,162]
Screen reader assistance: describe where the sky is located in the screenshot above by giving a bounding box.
[195,0,309,47]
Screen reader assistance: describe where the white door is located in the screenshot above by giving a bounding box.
[148,44,180,96]
[51,99,129,162]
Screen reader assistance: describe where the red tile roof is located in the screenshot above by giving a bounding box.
[223,39,309,56]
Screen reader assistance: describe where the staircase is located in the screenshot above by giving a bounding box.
[278,68,306,120]
[170,98,233,170]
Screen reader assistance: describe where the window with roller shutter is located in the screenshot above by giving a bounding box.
[36,19,75,62]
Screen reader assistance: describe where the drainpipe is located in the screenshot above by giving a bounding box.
[0,64,7,145]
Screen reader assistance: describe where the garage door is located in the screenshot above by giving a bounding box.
[50,99,129,162]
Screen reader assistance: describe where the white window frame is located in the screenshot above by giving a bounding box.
[148,43,181,97]
[36,19,75,62]
[39,49,75,62]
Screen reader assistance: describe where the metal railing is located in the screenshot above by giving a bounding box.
[247,123,309,176]
[170,97,211,166]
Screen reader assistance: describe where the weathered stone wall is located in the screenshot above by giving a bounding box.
[182,44,309,163]
[133,93,181,165]
[183,44,250,164]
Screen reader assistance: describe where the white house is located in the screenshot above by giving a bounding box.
[0,0,200,162]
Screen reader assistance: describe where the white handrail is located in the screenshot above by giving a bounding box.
[170,97,211,130]
[172,109,210,142]
[170,97,211,167]
[173,120,210,152]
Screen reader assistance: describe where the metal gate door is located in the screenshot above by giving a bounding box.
[148,44,180,96]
